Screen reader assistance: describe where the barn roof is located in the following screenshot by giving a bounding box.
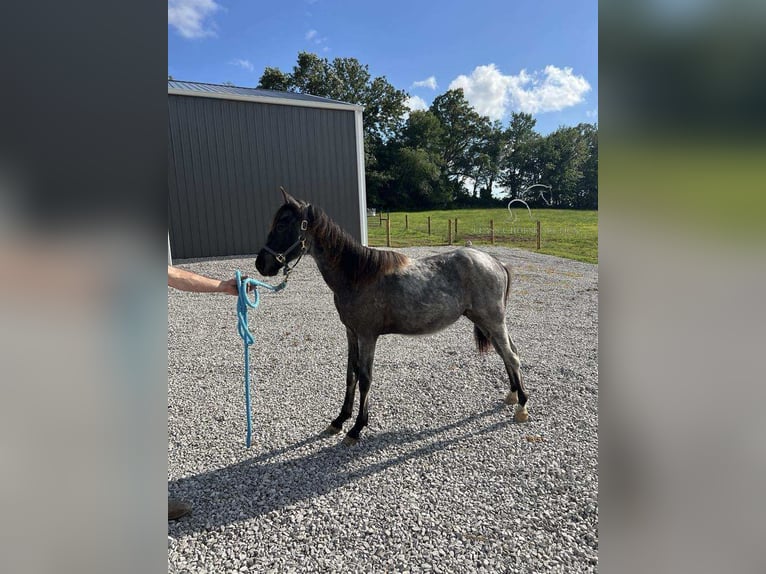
[168,79,364,112]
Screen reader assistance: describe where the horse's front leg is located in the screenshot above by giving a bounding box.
[343,335,377,446]
[324,328,359,435]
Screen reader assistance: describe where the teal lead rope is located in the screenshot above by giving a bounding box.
[235,270,287,448]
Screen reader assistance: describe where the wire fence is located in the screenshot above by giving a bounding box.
[368,214,552,249]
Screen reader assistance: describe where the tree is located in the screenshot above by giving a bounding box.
[372,110,449,209]
[400,110,444,150]
[257,52,408,144]
[258,67,291,92]
[469,120,507,201]
[429,89,490,201]
[391,147,443,209]
[500,112,541,200]
[255,53,598,211]
[537,125,592,208]
[579,123,598,209]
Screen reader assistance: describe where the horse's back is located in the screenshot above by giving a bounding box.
[384,248,508,329]
[416,247,506,284]
[336,247,509,336]
[395,246,505,287]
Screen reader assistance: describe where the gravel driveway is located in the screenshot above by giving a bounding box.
[168,246,598,573]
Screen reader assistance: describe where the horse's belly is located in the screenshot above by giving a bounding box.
[383,299,464,335]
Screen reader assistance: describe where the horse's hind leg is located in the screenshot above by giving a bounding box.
[508,335,519,356]
[504,335,521,405]
[489,326,529,422]
[324,328,359,435]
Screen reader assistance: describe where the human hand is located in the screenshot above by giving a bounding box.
[219,277,249,295]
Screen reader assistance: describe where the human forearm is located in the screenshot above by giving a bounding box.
[167,266,228,293]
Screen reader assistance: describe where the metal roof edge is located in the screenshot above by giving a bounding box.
[168,87,365,112]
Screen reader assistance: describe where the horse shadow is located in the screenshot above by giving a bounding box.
[169,403,511,534]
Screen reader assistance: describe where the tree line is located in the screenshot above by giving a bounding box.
[257,52,597,211]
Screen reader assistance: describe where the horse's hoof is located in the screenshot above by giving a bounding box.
[514,406,529,423]
[342,434,359,447]
[322,424,343,436]
[505,391,518,405]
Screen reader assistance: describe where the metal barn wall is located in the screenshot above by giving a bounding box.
[168,94,361,259]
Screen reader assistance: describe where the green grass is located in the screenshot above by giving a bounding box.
[367,208,598,264]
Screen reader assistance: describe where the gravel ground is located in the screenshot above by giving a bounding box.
[168,246,598,573]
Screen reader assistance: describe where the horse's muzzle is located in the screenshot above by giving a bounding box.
[255,250,280,276]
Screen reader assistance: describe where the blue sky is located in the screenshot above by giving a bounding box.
[168,0,597,135]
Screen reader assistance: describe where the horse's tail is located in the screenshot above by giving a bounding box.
[474,325,491,354]
[503,263,512,308]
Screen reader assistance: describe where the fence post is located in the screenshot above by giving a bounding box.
[405,214,408,231]
[490,219,495,245]
[448,219,452,245]
[427,216,431,235]
[386,217,391,247]
[536,220,541,250]
[379,212,382,227]
[455,218,458,238]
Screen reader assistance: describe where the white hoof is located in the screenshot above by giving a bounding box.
[514,405,529,423]
[505,391,518,405]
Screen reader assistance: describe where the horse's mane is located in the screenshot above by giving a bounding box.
[308,205,410,284]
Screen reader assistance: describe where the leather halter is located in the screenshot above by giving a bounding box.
[262,218,308,277]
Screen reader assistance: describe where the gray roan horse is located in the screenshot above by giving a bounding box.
[256,189,528,445]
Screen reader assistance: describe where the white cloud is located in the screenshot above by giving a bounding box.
[411,76,438,90]
[586,107,598,119]
[448,64,591,120]
[230,59,254,72]
[516,65,592,114]
[305,29,329,48]
[405,95,429,112]
[168,0,221,39]
[449,65,512,121]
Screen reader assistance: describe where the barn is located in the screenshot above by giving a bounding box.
[168,80,368,261]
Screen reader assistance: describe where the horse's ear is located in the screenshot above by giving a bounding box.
[280,186,298,206]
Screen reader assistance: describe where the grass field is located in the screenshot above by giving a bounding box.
[367,208,598,264]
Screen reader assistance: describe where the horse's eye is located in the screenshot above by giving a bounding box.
[276,223,287,232]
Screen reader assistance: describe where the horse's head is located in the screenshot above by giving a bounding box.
[255,188,310,277]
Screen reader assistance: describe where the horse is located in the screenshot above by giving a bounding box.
[255,189,529,445]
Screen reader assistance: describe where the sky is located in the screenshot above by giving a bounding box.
[168,0,597,135]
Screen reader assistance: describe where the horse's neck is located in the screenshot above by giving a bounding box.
[308,218,365,293]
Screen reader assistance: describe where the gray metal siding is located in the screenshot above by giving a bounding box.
[168,94,361,259]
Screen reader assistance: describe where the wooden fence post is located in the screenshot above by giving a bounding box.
[448,219,452,245]
[386,217,391,247]
[490,219,495,245]
[427,216,431,235]
[405,214,408,231]
[455,218,458,238]
[536,220,541,250]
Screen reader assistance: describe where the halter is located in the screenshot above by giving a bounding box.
[261,218,309,278]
